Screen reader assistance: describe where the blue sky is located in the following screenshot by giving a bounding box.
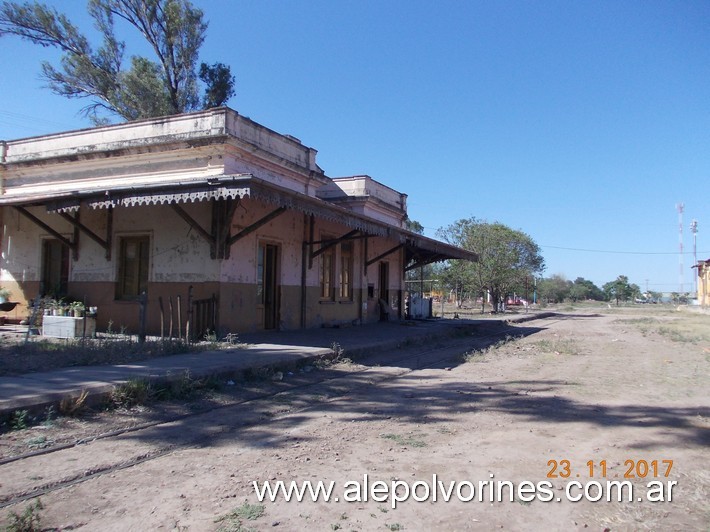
[1,0,708,292]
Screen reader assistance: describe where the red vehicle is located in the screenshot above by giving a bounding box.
[506,296,527,306]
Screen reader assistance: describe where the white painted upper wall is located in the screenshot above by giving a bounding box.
[0,107,407,224]
[1,109,228,163]
[316,175,407,226]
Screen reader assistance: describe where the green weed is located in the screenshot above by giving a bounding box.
[41,406,56,428]
[381,432,427,448]
[109,379,152,408]
[657,326,700,343]
[10,410,28,431]
[25,435,53,450]
[215,502,264,532]
[531,338,580,356]
[5,499,43,532]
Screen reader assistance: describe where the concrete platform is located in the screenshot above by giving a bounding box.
[0,318,490,417]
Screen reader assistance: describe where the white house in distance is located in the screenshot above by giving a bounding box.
[0,107,476,337]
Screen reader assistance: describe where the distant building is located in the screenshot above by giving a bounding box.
[0,107,475,336]
[694,259,710,307]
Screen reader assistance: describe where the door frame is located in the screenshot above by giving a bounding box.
[258,241,280,330]
[41,237,70,297]
[378,261,390,304]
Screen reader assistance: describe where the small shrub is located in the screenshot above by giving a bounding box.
[223,332,244,346]
[5,498,43,532]
[215,502,264,532]
[152,371,221,401]
[10,410,28,431]
[25,435,53,450]
[109,379,152,408]
[41,406,56,428]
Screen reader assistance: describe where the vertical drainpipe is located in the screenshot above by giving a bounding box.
[300,213,311,329]
[357,236,364,325]
[399,245,405,320]
[0,141,7,195]
[300,178,311,329]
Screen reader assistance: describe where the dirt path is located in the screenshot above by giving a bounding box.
[0,308,708,531]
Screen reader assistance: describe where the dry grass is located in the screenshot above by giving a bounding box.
[530,337,581,356]
[617,311,710,344]
[0,334,232,377]
[59,389,89,416]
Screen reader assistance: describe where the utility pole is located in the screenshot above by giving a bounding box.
[690,219,698,294]
[676,203,684,293]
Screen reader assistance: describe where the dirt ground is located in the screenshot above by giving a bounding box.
[0,305,708,531]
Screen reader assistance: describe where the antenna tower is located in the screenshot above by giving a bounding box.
[676,203,684,293]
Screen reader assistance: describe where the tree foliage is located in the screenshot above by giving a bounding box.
[0,0,235,123]
[538,275,603,303]
[602,275,640,306]
[199,61,235,109]
[570,277,604,301]
[404,218,424,235]
[404,218,435,290]
[437,218,545,313]
[537,274,570,303]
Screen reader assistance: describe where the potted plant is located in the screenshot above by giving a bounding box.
[0,287,11,303]
[69,301,85,318]
[41,296,54,316]
[50,299,66,316]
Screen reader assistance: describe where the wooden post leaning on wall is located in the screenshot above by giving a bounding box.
[138,291,148,344]
[158,296,165,340]
[176,295,182,340]
[168,296,174,339]
[186,285,193,343]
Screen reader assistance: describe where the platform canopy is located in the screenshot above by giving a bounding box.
[1,173,477,267]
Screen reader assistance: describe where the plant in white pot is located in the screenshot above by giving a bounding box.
[0,287,11,303]
[69,301,85,318]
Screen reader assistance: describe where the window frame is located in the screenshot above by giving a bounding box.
[339,241,353,301]
[41,237,70,298]
[116,235,150,300]
[319,235,336,302]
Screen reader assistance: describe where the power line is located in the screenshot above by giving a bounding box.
[541,245,709,256]
[0,110,81,137]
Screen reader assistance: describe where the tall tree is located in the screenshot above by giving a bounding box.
[569,277,604,301]
[602,275,635,306]
[0,0,235,123]
[199,61,235,108]
[437,218,545,313]
[538,274,571,303]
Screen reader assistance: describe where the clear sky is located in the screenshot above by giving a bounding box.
[1,0,708,292]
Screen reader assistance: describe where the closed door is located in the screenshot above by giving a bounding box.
[258,243,280,329]
[379,261,389,304]
[42,239,69,297]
